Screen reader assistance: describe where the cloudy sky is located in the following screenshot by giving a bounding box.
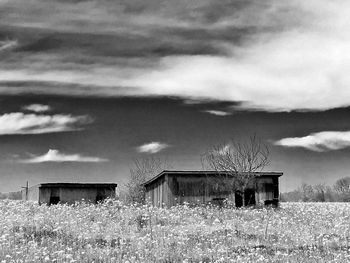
[0,0,349,192]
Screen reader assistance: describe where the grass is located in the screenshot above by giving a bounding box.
[0,200,349,262]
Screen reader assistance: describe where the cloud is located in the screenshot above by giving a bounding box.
[0,112,90,135]
[274,131,350,152]
[137,142,169,154]
[122,0,350,111]
[0,40,18,52]
[1,1,350,111]
[23,104,51,113]
[204,110,232,116]
[21,149,108,163]
[209,144,231,155]
[0,0,259,34]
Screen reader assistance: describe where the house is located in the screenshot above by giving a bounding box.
[143,170,282,207]
[21,183,118,205]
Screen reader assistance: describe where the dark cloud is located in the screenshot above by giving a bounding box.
[0,0,263,79]
[0,80,137,97]
[0,0,263,32]
[1,24,245,59]
[1,0,349,112]
[17,35,63,53]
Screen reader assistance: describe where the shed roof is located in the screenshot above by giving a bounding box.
[34,183,118,188]
[143,170,283,187]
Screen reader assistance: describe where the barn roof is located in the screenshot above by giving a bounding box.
[34,183,118,188]
[143,170,283,187]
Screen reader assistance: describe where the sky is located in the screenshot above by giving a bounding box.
[0,0,350,192]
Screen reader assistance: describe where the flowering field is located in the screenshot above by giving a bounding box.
[0,201,349,263]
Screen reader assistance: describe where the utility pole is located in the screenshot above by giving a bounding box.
[21,181,28,201]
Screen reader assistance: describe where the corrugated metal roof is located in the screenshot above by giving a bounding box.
[143,170,283,186]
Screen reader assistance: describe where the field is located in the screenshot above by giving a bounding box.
[0,201,349,262]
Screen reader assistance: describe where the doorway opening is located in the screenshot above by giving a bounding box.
[49,196,60,205]
[235,191,243,207]
[49,188,60,205]
[244,189,256,206]
[96,194,105,203]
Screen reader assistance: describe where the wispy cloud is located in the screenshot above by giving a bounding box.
[21,149,108,163]
[274,131,350,152]
[23,104,51,113]
[204,110,232,116]
[0,0,258,34]
[0,112,90,135]
[0,39,18,52]
[137,142,169,154]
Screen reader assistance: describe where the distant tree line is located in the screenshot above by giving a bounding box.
[281,177,350,202]
[0,191,22,200]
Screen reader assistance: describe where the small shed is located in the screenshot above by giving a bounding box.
[143,170,282,207]
[21,183,118,205]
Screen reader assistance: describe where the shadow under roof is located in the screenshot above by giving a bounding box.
[143,170,283,187]
[31,183,118,188]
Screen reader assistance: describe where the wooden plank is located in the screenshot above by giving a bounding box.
[168,175,174,207]
[163,175,168,207]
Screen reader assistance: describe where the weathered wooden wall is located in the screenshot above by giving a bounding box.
[145,176,167,207]
[146,173,280,207]
[168,175,235,207]
[22,186,116,204]
[40,187,96,204]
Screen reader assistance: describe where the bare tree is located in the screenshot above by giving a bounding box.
[299,183,315,202]
[313,183,328,202]
[125,157,172,204]
[202,134,270,206]
[333,177,350,202]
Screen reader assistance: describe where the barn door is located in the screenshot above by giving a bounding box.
[244,189,256,206]
[49,188,60,205]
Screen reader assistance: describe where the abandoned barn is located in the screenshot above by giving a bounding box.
[143,170,283,207]
[22,183,118,205]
